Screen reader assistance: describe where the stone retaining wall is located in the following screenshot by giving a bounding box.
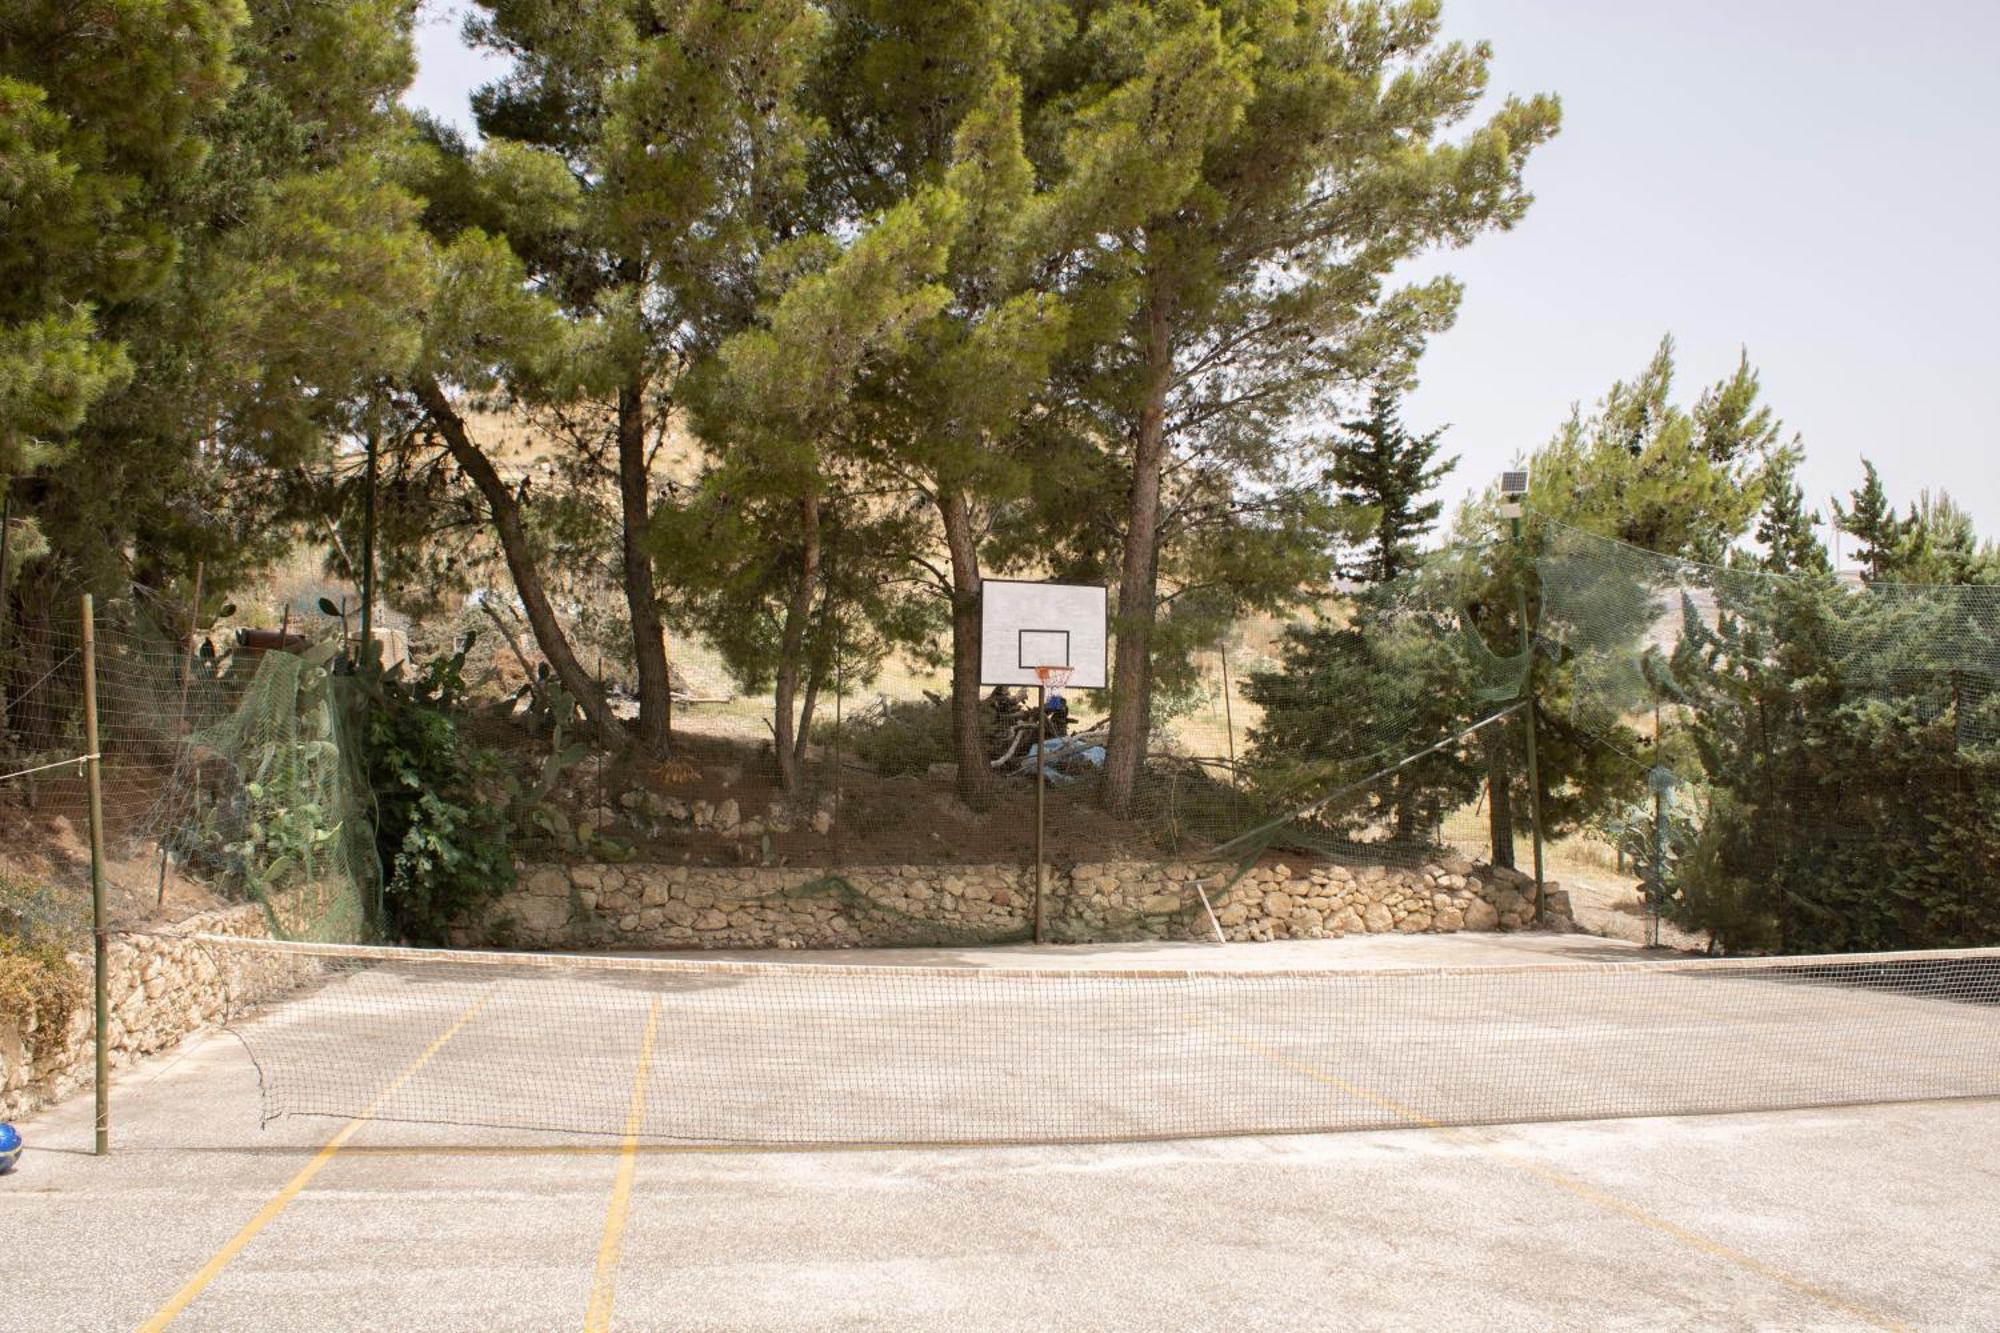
[1,902,305,1120]
[467,856,1571,951]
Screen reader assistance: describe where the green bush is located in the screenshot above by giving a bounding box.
[813,696,955,777]
[363,638,515,944]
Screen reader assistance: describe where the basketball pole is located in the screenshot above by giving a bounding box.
[1034,683,1047,945]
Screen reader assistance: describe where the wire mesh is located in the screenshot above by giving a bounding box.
[1537,520,2000,953]
[0,602,377,941]
[193,932,2000,1145]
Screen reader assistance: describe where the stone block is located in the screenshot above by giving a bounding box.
[1463,898,1500,931]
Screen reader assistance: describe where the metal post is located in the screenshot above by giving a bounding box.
[1034,684,1047,945]
[360,429,378,668]
[0,491,12,727]
[1511,514,1547,919]
[830,595,843,868]
[0,490,12,650]
[1218,638,1238,787]
[1650,780,1666,949]
[82,594,109,1156]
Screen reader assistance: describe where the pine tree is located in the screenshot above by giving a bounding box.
[415,0,827,755]
[1042,0,1562,817]
[1754,455,1829,575]
[1330,385,1457,583]
[1833,459,1902,582]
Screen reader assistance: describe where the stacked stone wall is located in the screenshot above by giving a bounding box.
[467,856,1571,951]
[1,901,307,1120]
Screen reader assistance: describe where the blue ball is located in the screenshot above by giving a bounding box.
[0,1124,20,1175]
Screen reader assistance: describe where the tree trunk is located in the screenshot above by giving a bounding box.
[1103,291,1174,818]
[793,650,822,775]
[413,376,625,749]
[1481,721,1516,870]
[938,490,991,800]
[617,380,673,755]
[772,492,821,793]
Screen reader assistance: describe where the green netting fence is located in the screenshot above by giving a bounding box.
[0,600,377,945]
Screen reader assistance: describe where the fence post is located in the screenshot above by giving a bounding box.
[82,593,109,1156]
[1510,514,1547,918]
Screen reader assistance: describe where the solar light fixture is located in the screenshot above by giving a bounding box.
[1498,467,1528,519]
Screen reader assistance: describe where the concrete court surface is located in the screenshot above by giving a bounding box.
[4,935,2000,1331]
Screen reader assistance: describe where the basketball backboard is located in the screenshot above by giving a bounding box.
[979,579,1108,689]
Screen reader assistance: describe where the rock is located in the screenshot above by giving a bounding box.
[1141,892,1182,915]
[1361,903,1394,933]
[1433,907,1464,932]
[1543,886,1572,920]
[694,909,728,931]
[1396,911,1432,933]
[714,798,740,832]
[1263,892,1293,918]
[524,866,569,897]
[648,793,690,821]
[810,811,833,836]
[1463,898,1500,931]
[617,789,646,811]
[1330,906,1364,935]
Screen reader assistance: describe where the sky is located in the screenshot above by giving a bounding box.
[406,0,2000,549]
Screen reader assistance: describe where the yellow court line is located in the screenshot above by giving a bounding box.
[138,995,492,1332]
[584,997,663,1333]
[1187,1016,1909,1333]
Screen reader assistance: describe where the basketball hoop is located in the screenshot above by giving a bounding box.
[1033,664,1074,692]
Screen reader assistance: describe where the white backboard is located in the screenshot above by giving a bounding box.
[980,580,1108,689]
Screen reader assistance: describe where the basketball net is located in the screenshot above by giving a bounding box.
[1033,665,1074,692]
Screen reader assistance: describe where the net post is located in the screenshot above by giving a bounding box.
[82,592,109,1156]
[1034,682,1046,945]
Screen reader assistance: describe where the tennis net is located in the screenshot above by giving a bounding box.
[188,935,2000,1145]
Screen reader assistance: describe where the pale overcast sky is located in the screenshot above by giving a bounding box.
[407,0,2000,545]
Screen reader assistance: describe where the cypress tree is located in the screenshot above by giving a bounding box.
[1330,384,1457,584]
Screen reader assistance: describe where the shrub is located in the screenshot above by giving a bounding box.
[812,696,955,777]
[363,638,515,944]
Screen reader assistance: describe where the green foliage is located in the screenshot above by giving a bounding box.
[1329,385,1458,583]
[202,646,372,939]
[1243,617,1487,843]
[5,0,429,634]
[0,934,82,1045]
[363,638,515,944]
[1834,460,2000,586]
[1666,574,2000,952]
[813,697,958,778]
[0,868,87,1051]
[1523,338,1788,561]
[1753,454,1829,576]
